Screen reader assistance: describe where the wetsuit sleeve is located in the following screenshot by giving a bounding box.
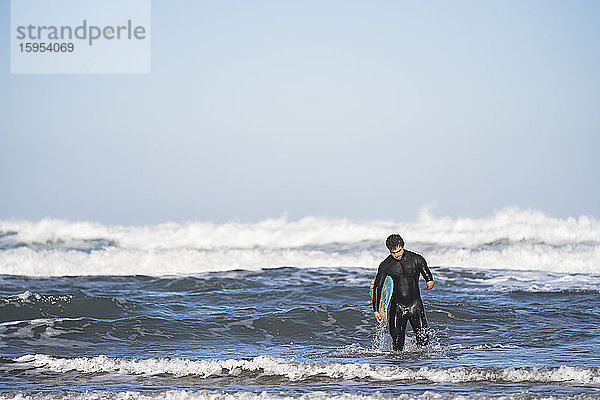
[418,255,433,282]
[372,262,387,313]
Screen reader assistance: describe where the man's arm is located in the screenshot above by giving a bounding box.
[372,262,386,323]
[419,255,434,289]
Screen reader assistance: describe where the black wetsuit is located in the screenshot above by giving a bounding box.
[372,250,433,351]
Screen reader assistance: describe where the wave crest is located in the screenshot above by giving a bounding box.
[1,208,599,276]
[13,354,600,385]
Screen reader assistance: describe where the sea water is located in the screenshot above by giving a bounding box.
[0,208,599,399]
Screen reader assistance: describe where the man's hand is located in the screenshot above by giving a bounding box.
[374,311,383,324]
[426,280,434,289]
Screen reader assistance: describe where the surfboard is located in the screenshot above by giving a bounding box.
[369,276,394,324]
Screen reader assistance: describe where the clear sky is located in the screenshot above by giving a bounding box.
[1,0,599,225]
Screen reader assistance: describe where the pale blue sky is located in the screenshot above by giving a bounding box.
[1,1,599,224]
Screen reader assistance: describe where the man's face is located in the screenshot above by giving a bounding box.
[390,246,404,260]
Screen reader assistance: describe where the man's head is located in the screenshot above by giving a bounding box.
[386,234,405,260]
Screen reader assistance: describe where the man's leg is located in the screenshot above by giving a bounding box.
[388,302,409,351]
[409,301,429,347]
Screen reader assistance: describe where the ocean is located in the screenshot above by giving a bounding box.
[1,208,599,399]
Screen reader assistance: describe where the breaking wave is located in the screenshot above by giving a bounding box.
[0,291,130,322]
[1,208,599,276]
[11,354,600,385]
[1,390,599,400]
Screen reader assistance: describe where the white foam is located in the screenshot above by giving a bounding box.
[13,354,600,385]
[14,291,38,301]
[3,208,599,249]
[1,390,599,400]
[1,208,599,276]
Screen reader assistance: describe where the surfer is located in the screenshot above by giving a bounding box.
[372,234,434,351]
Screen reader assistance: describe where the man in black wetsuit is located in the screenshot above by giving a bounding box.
[372,234,434,351]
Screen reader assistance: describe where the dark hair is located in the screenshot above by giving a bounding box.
[386,234,404,251]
